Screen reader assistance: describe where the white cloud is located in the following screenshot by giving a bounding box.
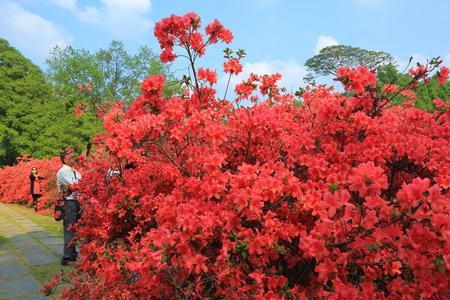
[51,0,152,37]
[218,59,307,99]
[314,35,338,54]
[0,1,73,63]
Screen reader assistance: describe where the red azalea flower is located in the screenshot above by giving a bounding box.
[409,63,427,78]
[141,74,166,96]
[223,58,243,75]
[381,84,398,94]
[197,67,217,85]
[433,98,444,107]
[74,103,87,117]
[438,66,449,85]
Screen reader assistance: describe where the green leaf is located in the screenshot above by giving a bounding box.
[276,247,287,255]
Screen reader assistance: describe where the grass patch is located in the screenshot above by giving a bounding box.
[5,203,63,236]
[29,262,73,299]
[0,234,9,245]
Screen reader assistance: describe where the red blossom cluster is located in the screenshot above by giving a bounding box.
[438,66,449,85]
[409,64,428,78]
[381,84,398,95]
[0,156,61,212]
[234,72,286,103]
[77,83,92,92]
[74,103,87,117]
[41,274,62,296]
[40,13,450,299]
[154,12,233,63]
[223,58,243,75]
[336,66,377,94]
[141,74,165,96]
[197,67,218,86]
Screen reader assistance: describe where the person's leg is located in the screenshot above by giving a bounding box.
[32,194,41,211]
[32,194,37,211]
[62,200,78,263]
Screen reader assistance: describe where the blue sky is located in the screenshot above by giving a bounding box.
[1,0,450,92]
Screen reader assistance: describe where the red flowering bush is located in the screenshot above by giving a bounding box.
[43,13,449,299]
[0,156,60,212]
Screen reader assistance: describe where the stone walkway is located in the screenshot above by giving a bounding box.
[0,203,64,299]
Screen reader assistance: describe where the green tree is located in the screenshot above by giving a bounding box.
[46,41,179,108]
[377,64,450,110]
[305,45,395,80]
[0,38,100,166]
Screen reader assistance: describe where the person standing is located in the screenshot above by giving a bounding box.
[56,148,82,266]
[29,167,43,211]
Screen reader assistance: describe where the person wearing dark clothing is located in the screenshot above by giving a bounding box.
[56,149,82,266]
[29,167,43,211]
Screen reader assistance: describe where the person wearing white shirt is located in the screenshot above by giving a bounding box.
[56,148,82,266]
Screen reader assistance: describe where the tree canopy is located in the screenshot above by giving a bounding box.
[0,38,100,166]
[377,63,450,110]
[0,39,181,166]
[305,45,395,79]
[45,41,179,108]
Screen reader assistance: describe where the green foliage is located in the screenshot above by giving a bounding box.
[46,41,180,107]
[377,64,450,111]
[1,39,181,166]
[305,45,395,79]
[415,79,450,110]
[0,38,100,166]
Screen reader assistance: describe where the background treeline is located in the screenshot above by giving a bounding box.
[0,39,178,166]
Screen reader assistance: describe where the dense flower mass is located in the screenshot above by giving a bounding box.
[1,12,448,300]
[0,156,60,211]
[59,62,448,298]
[43,14,449,299]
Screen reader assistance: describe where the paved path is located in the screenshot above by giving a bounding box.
[0,203,64,299]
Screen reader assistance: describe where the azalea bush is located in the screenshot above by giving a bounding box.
[0,156,60,211]
[42,13,450,299]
